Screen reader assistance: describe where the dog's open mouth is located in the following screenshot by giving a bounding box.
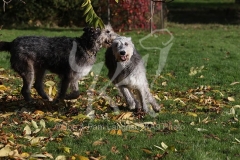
[120,55,127,61]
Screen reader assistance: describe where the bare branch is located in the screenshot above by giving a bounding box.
[2,0,25,12]
[3,0,12,12]
[19,0,26,4]
[0,25,2,38]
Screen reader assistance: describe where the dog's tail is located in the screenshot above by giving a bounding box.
[0,41,11,52]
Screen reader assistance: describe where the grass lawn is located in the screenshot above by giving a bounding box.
[0,23,240,159]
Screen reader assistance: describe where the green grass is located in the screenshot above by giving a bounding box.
[1,23,240,159]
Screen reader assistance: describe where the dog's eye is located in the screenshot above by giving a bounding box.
[125,42,128,46]
[106,30,110,34]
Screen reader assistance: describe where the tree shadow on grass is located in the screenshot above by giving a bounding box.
[0,99,70,113]
[167,2,240,24]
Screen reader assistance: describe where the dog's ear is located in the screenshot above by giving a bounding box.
[83,27,92,33]
[95,28,101,34]
[83,27,88,32]
[83,27,95,33]
[126,37,134,47]
[126,37,132,41]
[104,24,113,30]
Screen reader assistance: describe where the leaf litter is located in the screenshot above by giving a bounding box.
[0,68,239,159]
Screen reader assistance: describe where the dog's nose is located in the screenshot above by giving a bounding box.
[120,51,126,55]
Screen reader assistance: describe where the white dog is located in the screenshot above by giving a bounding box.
[105,36,160,113]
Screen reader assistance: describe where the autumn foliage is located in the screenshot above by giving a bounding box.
[97,0,161,31]
[111,0,151,30]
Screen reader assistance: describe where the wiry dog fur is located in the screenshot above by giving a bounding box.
[105,36,160,113]
[0,25,117,102]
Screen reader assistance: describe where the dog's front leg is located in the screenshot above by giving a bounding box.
[57,76,70,100]
[135,86,149,113]
[65,80,80,100]
[119,86,136,110]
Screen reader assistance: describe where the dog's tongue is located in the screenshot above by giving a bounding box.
[120,55,127,61]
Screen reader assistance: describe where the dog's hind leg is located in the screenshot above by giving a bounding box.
[119,86,136,110]
[11,58,34,101]
[10,57,34,102]
[21,73,34,101]
[19,68,34,102]
[34,69,52,101]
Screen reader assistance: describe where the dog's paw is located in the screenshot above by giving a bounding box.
[153,105,161,112]
[65,91,80,100]
[142,105,149,113]
[52,98,65,104]
[128,101,136,110]
[47,97,53,101]
[129,105,136,110]
[148,109,158,118]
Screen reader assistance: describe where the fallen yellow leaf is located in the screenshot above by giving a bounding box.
[228,97,235,102]
[23,125,31,136]
[48,86,53,96]
[39,119,46,128]
[116,112,133,120]
[8,149,21,159]
[109,129,116,135]
[34,110,45,116]
[0,112,15,118]
[45,116,63,122]
[55,155,67,160]
[195,128,208,132]
[30,137,47,146]
[31,153,47,158]
[141,148,152,154]
[116,129,123,136]
[20,152,30,158]
[31,120,38,129]
[63,147,71,154]
[43,152,54,159]
[0,146,12,157]
[230,107,235,115]
[187,112,198,117]
[0,85,7,91]
[45,80,55,87]
[230,82,240,85]
[77,155,89,160]
[161,81,167,86]
[92,138,106,146]
[52,86,57,96]
[90,71,94,77]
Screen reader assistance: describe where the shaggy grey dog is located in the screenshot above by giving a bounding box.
[0,25,117,102]
[105,36,160,113]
